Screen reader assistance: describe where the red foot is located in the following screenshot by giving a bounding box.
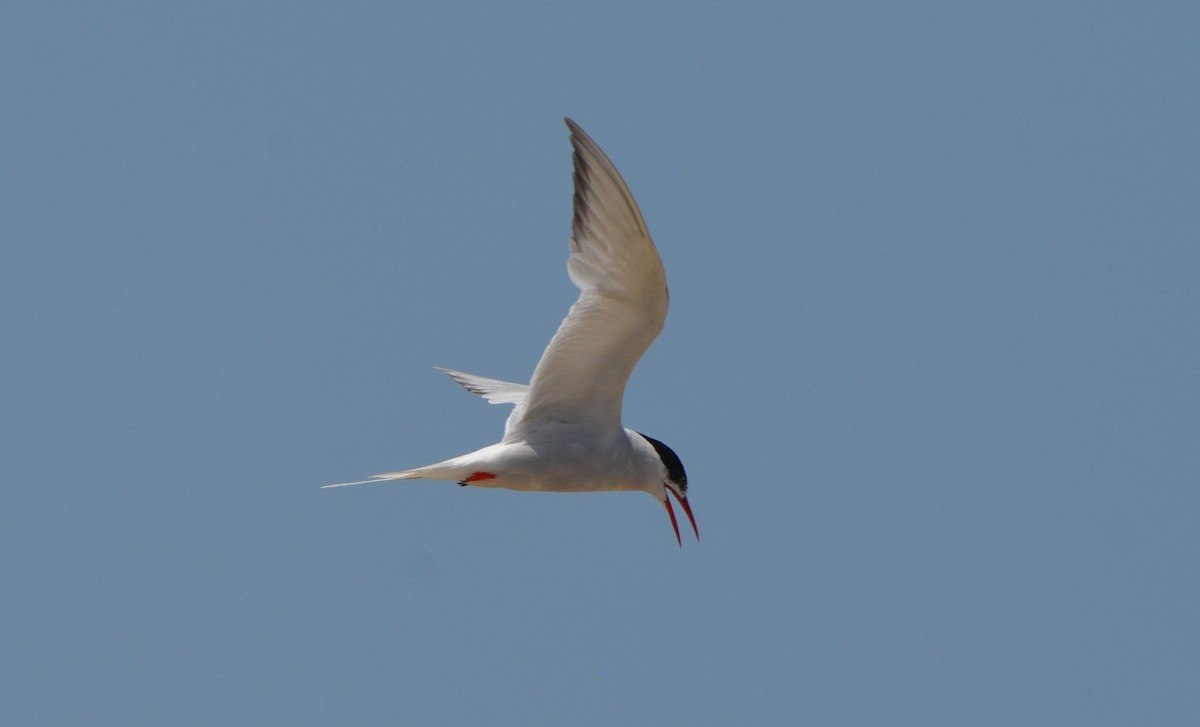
[461,471,496,483]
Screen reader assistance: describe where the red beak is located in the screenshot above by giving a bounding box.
[663,487,699,547]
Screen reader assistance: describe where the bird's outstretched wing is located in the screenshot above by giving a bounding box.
[504,118,668,441]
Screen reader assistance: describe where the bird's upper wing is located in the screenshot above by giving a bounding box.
[504,118,668,441]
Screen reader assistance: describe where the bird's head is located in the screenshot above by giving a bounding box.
[638,433,697,547]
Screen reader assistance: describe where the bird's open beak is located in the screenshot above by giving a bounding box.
[662,487,699,547]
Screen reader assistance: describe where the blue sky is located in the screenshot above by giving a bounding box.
[3,2,1198,725]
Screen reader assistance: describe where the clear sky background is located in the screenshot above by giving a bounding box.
[3,2,1197,725]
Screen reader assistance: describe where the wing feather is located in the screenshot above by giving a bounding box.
[437,367,528,406]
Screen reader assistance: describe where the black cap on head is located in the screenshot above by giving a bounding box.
[637,432,687,492]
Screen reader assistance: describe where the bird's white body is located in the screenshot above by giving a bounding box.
[378,424,665,494]
[327,119,697,544]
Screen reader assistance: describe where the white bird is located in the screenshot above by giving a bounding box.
[325,118,696,546]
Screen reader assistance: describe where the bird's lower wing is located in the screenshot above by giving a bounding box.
[436,368,528,405]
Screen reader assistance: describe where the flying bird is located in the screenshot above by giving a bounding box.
[325,118,696,546]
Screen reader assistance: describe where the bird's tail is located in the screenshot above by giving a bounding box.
[321,470,422,489]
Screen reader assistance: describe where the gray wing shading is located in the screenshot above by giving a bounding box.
[437,367,529,406]
[504,118,668,440]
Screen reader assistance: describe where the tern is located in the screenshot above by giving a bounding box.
[325,118,696,545]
